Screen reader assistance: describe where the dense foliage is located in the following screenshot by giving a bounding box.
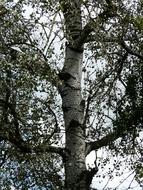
[0,0,143,189]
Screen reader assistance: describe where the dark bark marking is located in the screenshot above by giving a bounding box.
[76,167,98,190]
[58,72,76,81]
[67,42,84,53]
[67,119,85,137]
[80,99,85,111]
[68,119,81,129]
[62,106,76,112]
[67,120,82,134]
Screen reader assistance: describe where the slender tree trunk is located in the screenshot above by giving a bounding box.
[59,46,88,189]
[58,1,92,189]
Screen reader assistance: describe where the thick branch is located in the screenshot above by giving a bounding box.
[0,129,65,157]
[15,140,65,158]
[86,126,133,156]
[33,144,65,157]
[1,97,64,157]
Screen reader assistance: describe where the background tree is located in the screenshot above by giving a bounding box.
[0,0,143,189]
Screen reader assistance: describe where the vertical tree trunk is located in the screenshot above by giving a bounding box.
[59,46,87,189]
[58,1,90,189]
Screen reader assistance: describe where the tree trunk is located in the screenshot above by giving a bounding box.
[59,46,88,189]
[58,1,92,189]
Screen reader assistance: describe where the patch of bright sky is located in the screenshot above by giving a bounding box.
[86,150,142,190]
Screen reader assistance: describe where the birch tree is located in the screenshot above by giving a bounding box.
[0,0,143,189]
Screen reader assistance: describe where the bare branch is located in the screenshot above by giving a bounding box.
[43,104,59,143]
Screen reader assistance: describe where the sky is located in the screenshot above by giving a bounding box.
[86,150,142,190]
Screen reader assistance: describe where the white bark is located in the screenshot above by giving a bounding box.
[59,46,88,189]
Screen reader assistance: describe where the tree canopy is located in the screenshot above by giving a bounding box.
[0,0,143,189]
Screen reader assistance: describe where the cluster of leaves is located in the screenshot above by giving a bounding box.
[0,1,64,189]
[82,0,143,187]
[83,0,143,145]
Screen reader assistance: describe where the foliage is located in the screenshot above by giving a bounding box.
[0,0,143,189]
